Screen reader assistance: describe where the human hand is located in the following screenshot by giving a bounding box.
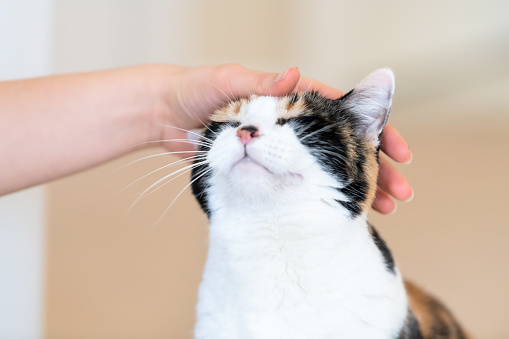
[155,64,412,214]
[374,125,413,214]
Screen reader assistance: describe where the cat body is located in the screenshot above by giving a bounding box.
[196,208,408,338]
[191,70,468,339]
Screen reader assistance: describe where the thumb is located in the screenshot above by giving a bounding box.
[219,64,300,98]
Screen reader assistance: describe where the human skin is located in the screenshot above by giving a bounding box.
[0,64,412,213]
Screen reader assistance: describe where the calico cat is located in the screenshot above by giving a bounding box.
[190,69,469,339]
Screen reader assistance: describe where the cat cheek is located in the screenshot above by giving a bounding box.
[287,173,304,186]
[208,137,245,174]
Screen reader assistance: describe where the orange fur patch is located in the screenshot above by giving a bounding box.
[211,94,309,123]
[405,281,471,339]
[277,94,307,120]
[361,147,379,213]
[210,97,253,123]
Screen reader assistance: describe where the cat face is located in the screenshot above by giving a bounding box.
[191,69,394,218]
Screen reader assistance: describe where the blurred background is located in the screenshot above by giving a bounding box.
[1,0,508,338]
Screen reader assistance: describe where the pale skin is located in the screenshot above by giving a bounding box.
[0,64,412,213]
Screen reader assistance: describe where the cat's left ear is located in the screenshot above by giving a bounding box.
[340,68,395,148]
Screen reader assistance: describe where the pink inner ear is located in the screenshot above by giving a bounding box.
[344,69,395,145]
[361,69,395,96]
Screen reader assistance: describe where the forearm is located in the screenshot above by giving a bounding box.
[0,65,168,195]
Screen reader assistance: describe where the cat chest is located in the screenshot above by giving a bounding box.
[198,221,408,338]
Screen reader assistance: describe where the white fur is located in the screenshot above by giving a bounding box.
[195,92,407,338]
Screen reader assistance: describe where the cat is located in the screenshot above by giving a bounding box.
[190,69,470,339]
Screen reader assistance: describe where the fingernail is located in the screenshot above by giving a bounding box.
[274,67,296,83]
[403,150,413,165]
[405,189,414,202]
[389,203,398,215]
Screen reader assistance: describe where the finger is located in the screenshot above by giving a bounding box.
[221,64,301,98]
[381,124,412,164]
[294,76,344,99]
[372,189,396,214]
[378,155,414,202]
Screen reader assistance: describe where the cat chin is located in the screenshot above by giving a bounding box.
[232,156,273,175]
[230,158,304,188]
[212,166,304,208]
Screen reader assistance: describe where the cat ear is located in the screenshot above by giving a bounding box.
[341,68,395,148]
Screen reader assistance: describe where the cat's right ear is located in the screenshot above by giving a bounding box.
[340,69,395,148]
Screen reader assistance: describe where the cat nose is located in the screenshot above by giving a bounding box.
[237,125,259,145]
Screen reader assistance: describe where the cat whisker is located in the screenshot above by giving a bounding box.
[127,160,208,212]
[291,75,302,98]
[302,79,315,96]
[164,138,213,146]
[196,115,218,138]
[119,151,207,169]
[152,166,213,227]
[291,91,299,104]
[299,122,340,142]
[141,157,208,196]
[120,155,201,192]
[180,106,218,138]
[158,124,213,144]
[134,139,212,148]
[138,162,206,202]
[204,80,233,105]
[293,119,320,136]
[171,78,217,138]
[311,148,354,167]
[225,78,239,102]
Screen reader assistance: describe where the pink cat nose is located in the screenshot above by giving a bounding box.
[237,125,259,145]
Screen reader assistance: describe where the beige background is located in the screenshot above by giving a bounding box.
[44,1,509,338]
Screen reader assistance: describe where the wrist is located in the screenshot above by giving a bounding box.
[135,64,187,147]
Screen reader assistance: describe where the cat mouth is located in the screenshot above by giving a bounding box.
[231,156,304,183]
[232,156,273,174]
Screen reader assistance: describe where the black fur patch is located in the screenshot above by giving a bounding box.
[397,309,423,339]
[191,121,239,216]
[369,224,396,274]
[276,118,288,125]
[427,297,469,339]
[288,92,375,218]
[289,93,299,105]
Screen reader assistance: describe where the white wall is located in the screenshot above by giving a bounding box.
[0,1,53,338]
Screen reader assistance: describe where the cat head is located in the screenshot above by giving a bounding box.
[191,69,394,219]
